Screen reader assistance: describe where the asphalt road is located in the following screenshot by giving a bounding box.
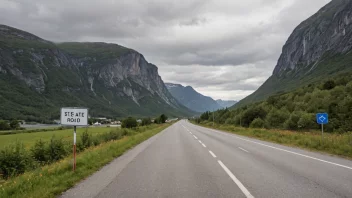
[61,120,352,198]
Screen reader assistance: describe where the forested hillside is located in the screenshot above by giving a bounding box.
[198,72,352,133]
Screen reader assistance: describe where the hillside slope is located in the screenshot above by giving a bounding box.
[236,0,352,107]
[165,83,221,112]
[0,25,193,122]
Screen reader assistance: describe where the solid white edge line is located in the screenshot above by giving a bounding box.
[239,147,249,153]
[209,150,217,158]
[208,128,352,170]
[218,160,254,198]
[202,143,206,148]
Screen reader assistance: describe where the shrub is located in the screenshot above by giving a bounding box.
[81,129,92,149]
[323,80,336,90]
[297,113,315,130]
[31,139,48,164]
[0,142,34,179]
[284,112,301,130]
[266,109,289,128]
[0,120,10,131]
[159,114,168,123]
[250,118,265,128]
[46,136,67,162]
[142,118,152,126]
[9,120,20,130]
[122,117,137,128]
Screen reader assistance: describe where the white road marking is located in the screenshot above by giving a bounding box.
[239,147,249,153]
[193,135,198,140]
[218,160,254,198]
[207,128,352,171]
[209,150,217,158]
[198,140,202,144]
[202,143,207,148]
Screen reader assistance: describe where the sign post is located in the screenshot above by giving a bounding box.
[316,113,328,140]
[60,107,88,171]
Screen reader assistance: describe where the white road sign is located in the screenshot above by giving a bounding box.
[61,107,88,126]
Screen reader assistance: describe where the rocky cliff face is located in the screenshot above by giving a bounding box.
[0,25,191,121]
[274,0,352,76]
[236,0,352,108]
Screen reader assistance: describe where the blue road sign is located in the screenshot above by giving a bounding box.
[316,113,328,124]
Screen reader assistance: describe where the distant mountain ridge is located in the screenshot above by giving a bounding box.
[216,99,237,108]
[0,25,193,122]
[236,0,352,107]
[165,83,222,112]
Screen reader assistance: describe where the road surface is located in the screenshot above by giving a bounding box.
[61,120,352,198]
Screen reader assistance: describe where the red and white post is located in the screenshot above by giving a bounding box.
[73,125,77,171]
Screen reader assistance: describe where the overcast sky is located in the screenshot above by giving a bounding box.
[0,0,331,100]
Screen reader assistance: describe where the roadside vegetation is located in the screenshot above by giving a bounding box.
[197,73,352,133]
[0,123,170,198]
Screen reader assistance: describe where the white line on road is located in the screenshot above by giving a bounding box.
[209,150,217,158]
[218,160,254,198]
[239,147,249,153]
[193,135,198,140]
[207,128,352,171]
[202,143,206,148]
[198,140,202,144]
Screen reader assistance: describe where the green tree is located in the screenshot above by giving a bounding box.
[323,80,336,90]
[142,117,152,126]
[283,112,301,130]
[266,109,289,128]
[159,114,168,123]
[0,120,10,131]
[250,118,265,128]
[122,117,137,128]
[9,120,20,129]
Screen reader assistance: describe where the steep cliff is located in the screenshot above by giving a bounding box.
[165,83,221,112]
[0,25,193,121]
[236,0,352,107]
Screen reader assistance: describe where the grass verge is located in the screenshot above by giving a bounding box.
[0,124,170,198]
[194,121,352,159]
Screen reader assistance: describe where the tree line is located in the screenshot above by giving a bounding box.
[196,73,352,133]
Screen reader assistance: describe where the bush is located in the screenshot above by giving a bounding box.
[31,139,48,165]
[0,120,10,131]
[266,109,289,128]
[122,117,137,128]
[284,112,301,130]
[9,120,20,129]
[0,142,34,179]
[323,80,336,90]
[297,113,315,130]
[159,114,168,123]
[142,118,152,126]
[250,118,265,128]
[81,129,92,149]
[46,136,67,162]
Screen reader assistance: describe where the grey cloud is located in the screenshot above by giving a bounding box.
[0,0,331,100]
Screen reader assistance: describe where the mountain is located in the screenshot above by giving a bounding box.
[236,0,352,107]
[0,25,194,122]
[165,83,221,112]
[216,99,237,108]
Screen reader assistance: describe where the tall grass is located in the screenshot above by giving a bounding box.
[0,124,169,198]
[197,121,352,159]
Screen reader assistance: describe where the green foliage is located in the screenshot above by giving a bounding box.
[0,142,34,179]
[198,72,352,133]
[31,139,47,165]
[9,120,20,129]
[250,118,265,128]
[0,120,10,131]
[46,136,67,162]
[121,117,137,128]
[159,114,168,123]
[81,129,92,149]
[141,117,152,126]
[323,80,336,90]
[266,109,289,128]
